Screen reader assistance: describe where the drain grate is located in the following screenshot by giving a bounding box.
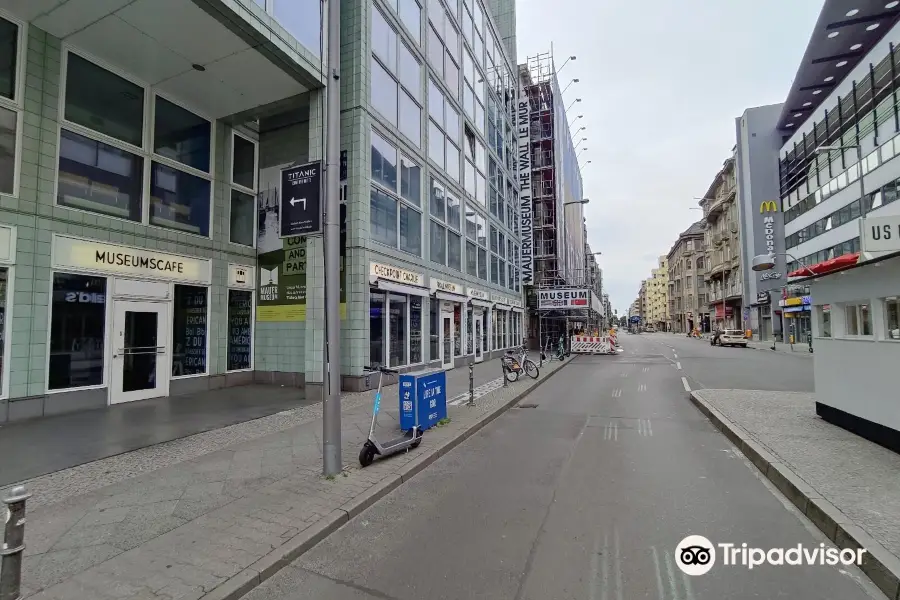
[517,403,539,408]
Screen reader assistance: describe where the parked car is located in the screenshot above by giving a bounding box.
[711,329,748,347]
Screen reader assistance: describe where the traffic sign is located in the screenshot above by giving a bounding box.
[280,161,322,237]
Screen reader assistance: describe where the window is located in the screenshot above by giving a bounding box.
[227,290,253,371]
[399,0,422,42]
[429,178,461,269]
[49,273,107,390]
[172,285,208,376]
[371,291,422,367]
[371,9,422,145]
[271,0,322,56]
[59,53,213,235]
[371,292,387,367]
[843,302,872,336]
[370,129,422,255]
[818,304,831,338]
[427,79,460,179]
[0,16,20,197]
[884,297,900,340]
[229,133,258,247]
[427,0,460,96]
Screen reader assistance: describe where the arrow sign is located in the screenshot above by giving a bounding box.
[280,162,322,237]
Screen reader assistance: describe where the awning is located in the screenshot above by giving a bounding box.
[788,252,859,278]
[511,306,524,313]
[371,279,429,297]
[435,291,467,303]
[470,299,492,308]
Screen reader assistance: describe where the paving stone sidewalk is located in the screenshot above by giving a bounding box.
[691,389,900,599]
[16,356,572,600]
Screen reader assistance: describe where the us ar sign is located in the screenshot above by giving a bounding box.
[280,161,322,237]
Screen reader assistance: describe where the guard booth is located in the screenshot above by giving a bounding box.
[536,288,610,354]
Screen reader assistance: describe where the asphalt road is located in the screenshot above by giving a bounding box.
[244,334,881,600]
[643,332,815,393]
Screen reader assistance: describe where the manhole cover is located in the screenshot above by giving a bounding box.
[517,403,539,408]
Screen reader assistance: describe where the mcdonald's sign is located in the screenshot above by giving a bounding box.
[760,201,778,213]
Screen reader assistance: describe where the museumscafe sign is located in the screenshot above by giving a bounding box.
[538,289,591,309]
[51,235,212,284]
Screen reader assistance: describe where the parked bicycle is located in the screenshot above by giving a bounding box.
[502,345,539,382]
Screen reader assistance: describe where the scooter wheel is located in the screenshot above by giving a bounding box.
[411,431,423,449]
[359,444,376,467]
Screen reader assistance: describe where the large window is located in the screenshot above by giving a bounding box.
[427,79,461,181]
[465,204,488,280]
[59,52,213,236]
[370,290,423,367]
[427,0,460,97]
[172,285,208,376]
[371,129,422,255]
[49,273,107,390]
[0,16,20,197]
[370,7,422,146]
[429,178,462,270]
[268,0,322,57]
[463,126,486,207]
[843,302,872,337]
[462,47,485,135]
[230,132,258,247]
[227,290,253,371]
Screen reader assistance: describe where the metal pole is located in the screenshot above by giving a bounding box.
[858,144,867,217]
[322,0,342,477]
[1,486,30,600]
[467,361,475,406]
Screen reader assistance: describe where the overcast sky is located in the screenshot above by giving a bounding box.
[515,0,823,315]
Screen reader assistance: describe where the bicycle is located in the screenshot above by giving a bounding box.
[502,346,539,382]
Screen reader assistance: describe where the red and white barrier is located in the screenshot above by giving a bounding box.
[570,336,616,354]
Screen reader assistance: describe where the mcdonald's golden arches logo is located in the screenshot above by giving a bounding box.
[760,201,778,213]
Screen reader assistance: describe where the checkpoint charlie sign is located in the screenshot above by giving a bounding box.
[538,288,591,310]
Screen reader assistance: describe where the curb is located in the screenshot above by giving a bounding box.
[688,391,900,600]
[202,357,576,600]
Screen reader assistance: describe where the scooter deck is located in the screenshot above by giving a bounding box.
[382,429,417,451]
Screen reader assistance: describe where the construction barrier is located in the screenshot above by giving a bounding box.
[570,335,616,355]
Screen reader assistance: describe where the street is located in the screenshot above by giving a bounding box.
[244,334,881,600]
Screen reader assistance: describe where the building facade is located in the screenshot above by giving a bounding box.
[0,0,530,422]
[666,222,706,333]
[778,2,900,341]
[735,103,787,341]
[701,156,743,330]
[647,256,668,330]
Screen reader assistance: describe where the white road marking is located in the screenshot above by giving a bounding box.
[642,366,650,373]
[681,377,691,392]
[614,529,624,600]
[612,389,622,398]
[638,419,653,436]
[664,549,683,600]
[448,377,504,405]
[601,532,610,600]
[620,372,629,378]
[651,547,666,600]
[639,383,647,392]
[676,362,682,370]
[673,353,678,359]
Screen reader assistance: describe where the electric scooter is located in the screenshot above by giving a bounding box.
[359,365,423,467]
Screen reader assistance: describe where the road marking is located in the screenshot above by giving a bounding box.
[651,547,666,600]
[620,372,628,378]
[676,362,682,370]
[612,389,622,398]
[681,377,691,392]
[604,421,619,441]
[664,549,683,600]
[638,383,647,392]
[448,377,504,405]
[673,353,678,358]
[638,419,653,436]
[614,529,624,600]
[642,366,650,373]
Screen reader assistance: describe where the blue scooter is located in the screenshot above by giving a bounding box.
[359,365,423,467]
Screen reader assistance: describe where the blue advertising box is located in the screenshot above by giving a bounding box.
[399,369,447,431]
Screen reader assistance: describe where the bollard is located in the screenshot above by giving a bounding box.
[502,359,508,387]
[467,361,475,406]
[1,485,31,600]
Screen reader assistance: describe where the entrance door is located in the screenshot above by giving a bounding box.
[441,314,454,369]
[474,312,484,363]
[111,301,169,404]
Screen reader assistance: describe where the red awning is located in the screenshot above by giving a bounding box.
[788,252,860,278]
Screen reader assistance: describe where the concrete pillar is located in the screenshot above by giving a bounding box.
[304,90,326,401]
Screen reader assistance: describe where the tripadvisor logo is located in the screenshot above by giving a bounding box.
[675,535,866,576]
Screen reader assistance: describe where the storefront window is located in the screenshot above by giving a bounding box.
[49,273,107,390]
[492,309,499,350]
[885,297,900,340]
[227,290,253,370]
[371,292,386,367]
[172,285,207,376]
[467,306,473,353]
[482,309,489,353]
[389,294,408,367]
[454,304,462,356]
[411,296,423,363]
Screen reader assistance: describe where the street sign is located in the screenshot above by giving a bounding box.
[861,214,900,253]
[630,316,640,323]
[537,289,591,310]
[280,161,322,237]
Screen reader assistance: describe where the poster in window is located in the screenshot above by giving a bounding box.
[172,286,207,376]
[228,290,253,370]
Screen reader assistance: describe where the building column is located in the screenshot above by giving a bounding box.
[304,90,326,400]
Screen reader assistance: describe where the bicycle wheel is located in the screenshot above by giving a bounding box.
[524,359,539,379]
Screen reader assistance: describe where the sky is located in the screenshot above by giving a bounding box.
[515,0,824,315]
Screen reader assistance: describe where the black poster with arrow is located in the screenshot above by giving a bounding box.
[279,161,322,237]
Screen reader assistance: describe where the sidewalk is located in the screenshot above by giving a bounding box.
[690,389,900,600]
[10,355,573,600]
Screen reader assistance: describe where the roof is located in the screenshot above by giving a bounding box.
[778,0,900,132]
[666,221,705,259]
[699,157,735,204]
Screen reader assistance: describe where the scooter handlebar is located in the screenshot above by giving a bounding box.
[365,365,400,374]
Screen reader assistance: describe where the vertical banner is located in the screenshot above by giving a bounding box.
[517,83,534,286]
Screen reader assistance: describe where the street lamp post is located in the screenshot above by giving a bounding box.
[566,98,582,112]
[750,252,815,350]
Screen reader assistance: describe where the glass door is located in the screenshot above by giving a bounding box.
[474,312,484,363]
[441,314,454,369]
[111,301,169,404]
